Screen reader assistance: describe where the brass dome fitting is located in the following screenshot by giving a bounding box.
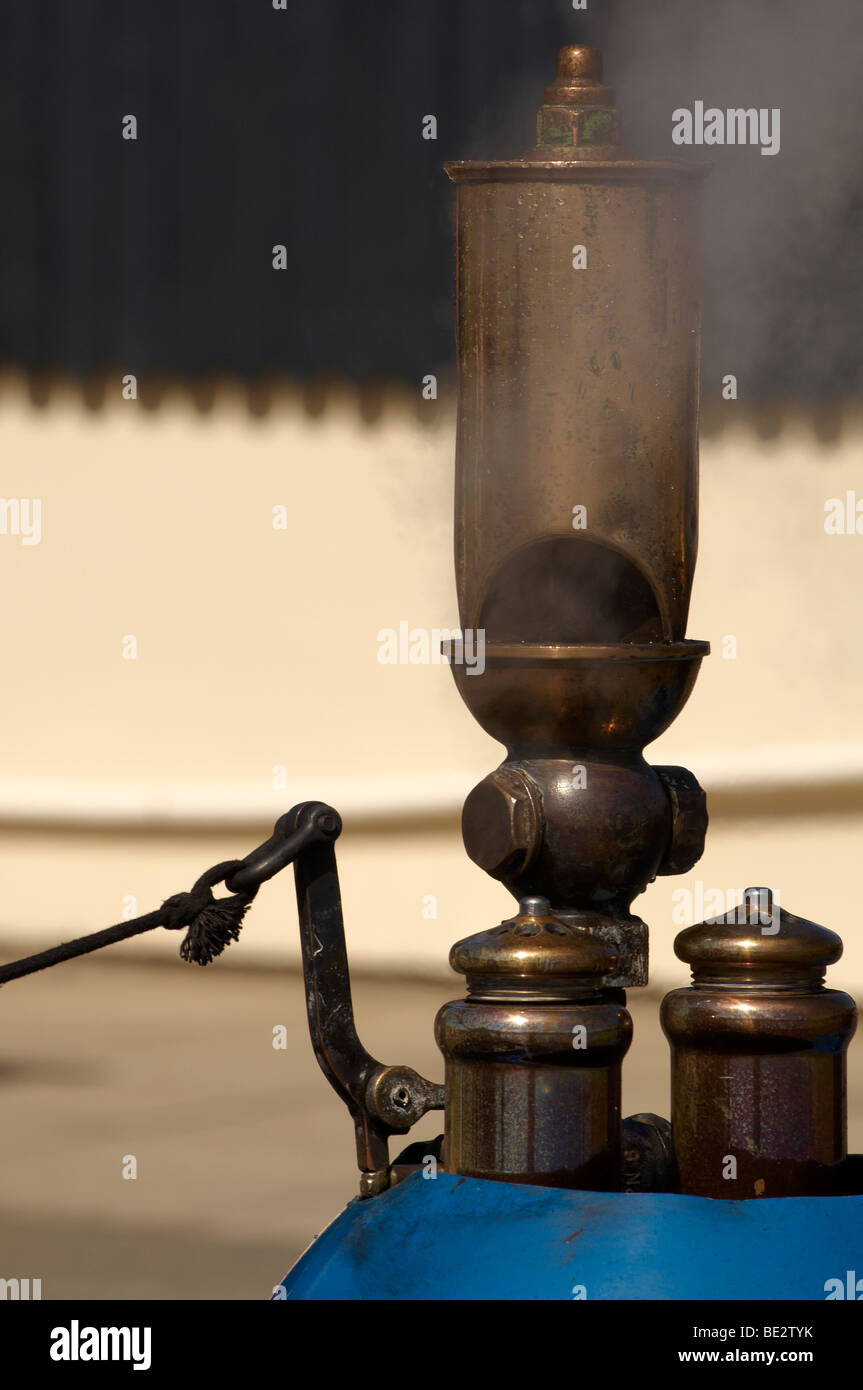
[436,898,631,1189]
[662,890,857,1198]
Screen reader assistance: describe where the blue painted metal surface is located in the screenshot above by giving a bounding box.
[277,1171,863,1300]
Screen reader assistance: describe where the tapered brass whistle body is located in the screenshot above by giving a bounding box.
[436,47,710,1188]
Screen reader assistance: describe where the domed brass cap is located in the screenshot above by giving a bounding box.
[674,887,843,988]
[451,895,618,1001]
[543,46,614,107]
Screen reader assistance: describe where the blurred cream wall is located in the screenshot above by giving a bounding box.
[1,372,862,996]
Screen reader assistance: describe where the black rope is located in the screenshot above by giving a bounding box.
[0,804,340,988]
[0,857,259,986]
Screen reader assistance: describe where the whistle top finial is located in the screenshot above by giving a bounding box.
[548,45,602,87]
[535,45,619,153]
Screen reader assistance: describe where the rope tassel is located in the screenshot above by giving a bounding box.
[161,860,259,967]
[178,893,255,966]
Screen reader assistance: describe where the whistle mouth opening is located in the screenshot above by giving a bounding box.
[474,535,670,646]
[461,641,709,663]
[445,160,711,182]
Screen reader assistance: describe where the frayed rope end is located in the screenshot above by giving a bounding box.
[161,872,257,967]
[179,895,254,966]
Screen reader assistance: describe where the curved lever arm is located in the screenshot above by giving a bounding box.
[282,802,444,1195]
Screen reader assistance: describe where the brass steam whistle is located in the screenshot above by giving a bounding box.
[435,45,710,1189]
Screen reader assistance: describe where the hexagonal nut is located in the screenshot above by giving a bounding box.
[654,765,708,876]
[536,106,579,149]
[536,104,620,150]
[461,767,542,880]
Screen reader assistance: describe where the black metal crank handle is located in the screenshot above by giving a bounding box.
[283,801,444,1193]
